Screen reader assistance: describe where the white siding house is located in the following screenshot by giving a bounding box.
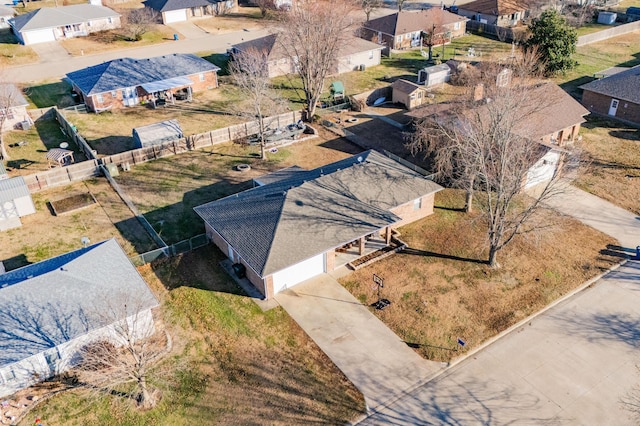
[0,239,159,398]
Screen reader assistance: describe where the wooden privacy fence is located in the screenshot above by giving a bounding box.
[22,109,302,193]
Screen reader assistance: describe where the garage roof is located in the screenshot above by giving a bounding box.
[143,0,213,13]
[10,4,120,32]
[195,150,443,277]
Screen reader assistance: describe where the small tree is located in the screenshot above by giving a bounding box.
[408,59,572,268]
[255,0,276,17]
[362,0,382,21]
[525,9,577,75]
[397,0,407,11]
[121,8,158,41]
[76,299,169,410]
[229,47,288,159]
[278,0,359,121]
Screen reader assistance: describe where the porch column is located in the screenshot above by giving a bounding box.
[385,227,392,245]
[359,237,365,255]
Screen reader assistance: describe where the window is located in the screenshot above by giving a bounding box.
[111,90,117,98]
[87,21,92,27]
[0,109,14,120]
[108,17,113,24]
[397,35,403,43]
[1,369,16,383]
[199,73,205,82]
[96,94,104,104]
[454,22,460,30]
[410,93,416,100]
[413,197,422,211]
[369,50,374,59]
[417,91,422,99]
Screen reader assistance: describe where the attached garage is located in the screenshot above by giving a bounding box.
[163,9,187,23]
[271,253,325,294]
[23,28,55,45]
[525,150,560,189]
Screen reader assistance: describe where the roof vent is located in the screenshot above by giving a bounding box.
[357,156,363,163]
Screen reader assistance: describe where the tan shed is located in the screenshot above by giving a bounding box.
[392,79,427,110]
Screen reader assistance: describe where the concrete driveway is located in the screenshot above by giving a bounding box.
[546,184,640,250]
[275,273,444,411]
[29,42,70,63]
[361,261,640,424]
[167,21,209,40]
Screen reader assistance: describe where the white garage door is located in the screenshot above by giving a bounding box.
[526,152,560,189]
[272,253,325,294]
[163,9,187,23]
[24,28,55,45]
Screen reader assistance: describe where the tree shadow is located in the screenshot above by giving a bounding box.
[0,253,31,271]
[399,247,487,265]
[609,129,640,140]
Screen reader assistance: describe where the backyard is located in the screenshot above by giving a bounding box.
[340,189,619,362]
[17,247,365,425]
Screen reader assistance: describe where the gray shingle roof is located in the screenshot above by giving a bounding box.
[364,9,467,36]
[579,65,640,105]
[458,0,528,15]
[0,239,159,367]
[66,54,220,96]
[194,150,443,277]
[0,176,29,204]
[10,4,119,32]
[143,0,213,12]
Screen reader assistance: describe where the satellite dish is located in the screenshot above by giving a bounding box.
[357,156,363,163]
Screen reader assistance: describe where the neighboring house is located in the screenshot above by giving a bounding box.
[392,79,428,110]
[0,239,159,398]
[194,150,443,299]
[579,65,640,126]
[0,5,15,29]
[143,0,235,24]
[66,53,220,113]
[230,34,384,78]
[9,4,121,45]
[0,176,36,231]
[457,0,529,27]
[133,119,183,148]
[0,84,30,132]
[361,9,468,55]
[406,82,589,189]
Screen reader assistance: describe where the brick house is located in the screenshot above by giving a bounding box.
[230,34,384,78]
[457,0,529,27]
[194,150,443,299]
[361,9,468,56]
[579,65,640,126]
[66,54,220,113]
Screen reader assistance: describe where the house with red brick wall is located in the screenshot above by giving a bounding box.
[579,65,640,127]
[194,150,443,300]
[66,54,220,113]
[361,9,468,56]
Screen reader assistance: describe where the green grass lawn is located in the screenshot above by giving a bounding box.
[24,80,75,108]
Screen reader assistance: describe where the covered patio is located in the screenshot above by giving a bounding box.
[140,77,193,108]
[335,227,407,270]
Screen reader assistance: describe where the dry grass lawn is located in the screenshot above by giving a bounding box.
[192,7,272,34]
[575,117,640,215]
[340,189,619,362]
[0,29,38,67]
[0,179,156,271]
[21,247,365,425]
[60,25,180,56]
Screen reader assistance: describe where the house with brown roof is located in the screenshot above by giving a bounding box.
[457,0,529,27]
[579,65,640,126]
[230,33,384,78]
[194,150,443,299]
[361,9,468,56]
[406,82,589,189]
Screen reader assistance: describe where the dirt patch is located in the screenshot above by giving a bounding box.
[340,189,619,362]
[575,116,640,215]
[49,193,96,216]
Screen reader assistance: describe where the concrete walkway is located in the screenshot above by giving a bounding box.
[5,28,271,84]
[361,261,640,424]
[275,273,444,412]
[546,183,640,250]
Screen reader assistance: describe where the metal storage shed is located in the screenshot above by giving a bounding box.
[417,63,451,87]
[132,119,183,149]
[0,176,36,231]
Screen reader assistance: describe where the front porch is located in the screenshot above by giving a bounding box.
[334,229,407,270]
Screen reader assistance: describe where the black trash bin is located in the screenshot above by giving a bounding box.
[232,263,246,279]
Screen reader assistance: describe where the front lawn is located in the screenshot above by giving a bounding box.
[575,116,640,215]
[19,246,365,425]
[0,29,38,67]
[340,189,619,362]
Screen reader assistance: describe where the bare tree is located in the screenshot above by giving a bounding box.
[397,0,407,11]
[255,0,276,17]
[75,298,169,410]
[278,0,360,121]
[229,47,288,159]
[407,58,573,268]
[121,8,158,41]
[362,0,383,21]
[0,83,20,161]
[212,0,234,16]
